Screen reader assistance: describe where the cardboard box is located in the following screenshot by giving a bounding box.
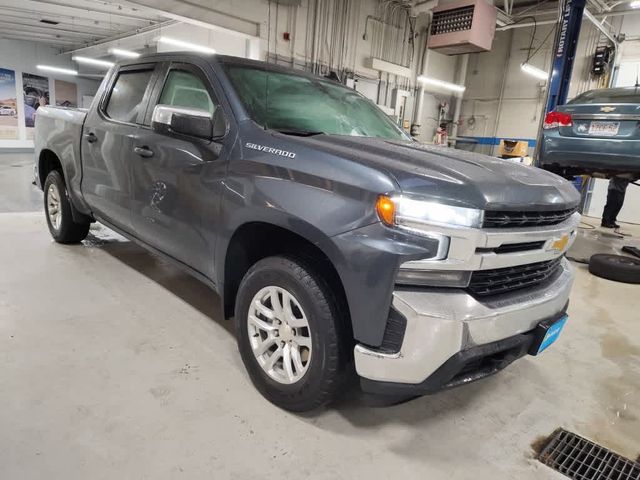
[498,139,529,158]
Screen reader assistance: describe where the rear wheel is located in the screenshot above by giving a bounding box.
[235,256,349,411]
[44,170,90,244]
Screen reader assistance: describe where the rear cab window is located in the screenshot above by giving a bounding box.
[103,67,155,124]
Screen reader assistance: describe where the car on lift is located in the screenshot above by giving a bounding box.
[539,86,640,180]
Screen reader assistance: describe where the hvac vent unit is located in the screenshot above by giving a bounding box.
[428,0,497,55]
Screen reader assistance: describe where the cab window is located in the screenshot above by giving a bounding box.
[105,68,154,124]
[158,70,215,114]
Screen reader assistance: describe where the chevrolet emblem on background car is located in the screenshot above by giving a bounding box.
[600,106,616,112]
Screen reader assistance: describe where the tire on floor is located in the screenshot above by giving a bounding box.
[588,254,640,284]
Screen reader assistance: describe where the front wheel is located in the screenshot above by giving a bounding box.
[43,170,90,244]
[235,256,349,412]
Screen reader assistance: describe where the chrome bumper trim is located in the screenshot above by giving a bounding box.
[354,258,574,385]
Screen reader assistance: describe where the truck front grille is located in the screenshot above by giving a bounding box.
[483,208,576,228]
[467,257,563,297]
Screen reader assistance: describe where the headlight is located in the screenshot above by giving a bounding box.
[376,194,484,232]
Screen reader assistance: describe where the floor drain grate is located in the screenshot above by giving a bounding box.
[538,429,640,480]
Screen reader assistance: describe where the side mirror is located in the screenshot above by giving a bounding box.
[212,108,227,139]
[151,104,213,140]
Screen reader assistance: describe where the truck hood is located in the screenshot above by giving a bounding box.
[299,135,580,211]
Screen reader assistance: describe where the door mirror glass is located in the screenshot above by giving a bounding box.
[151,104,212,139]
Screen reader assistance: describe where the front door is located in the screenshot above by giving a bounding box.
[81,64,159,231]
[129,63,229,277]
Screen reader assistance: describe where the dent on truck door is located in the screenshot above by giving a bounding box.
[129,64,229,277]
[81,64,158,231]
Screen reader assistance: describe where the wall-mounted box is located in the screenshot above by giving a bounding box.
[498,139,529,158]
[427,0,496,55]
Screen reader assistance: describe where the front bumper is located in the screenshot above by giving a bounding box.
[354,257,573,394]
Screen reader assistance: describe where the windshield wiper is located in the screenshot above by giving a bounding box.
[274,128,325,137]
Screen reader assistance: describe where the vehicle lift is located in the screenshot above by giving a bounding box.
[536,0,640,265]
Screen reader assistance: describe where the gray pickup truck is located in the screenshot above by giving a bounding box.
[35,53,580,411]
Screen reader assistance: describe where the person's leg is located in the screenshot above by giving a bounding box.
[602,178,629,227]
[610,178,630,226]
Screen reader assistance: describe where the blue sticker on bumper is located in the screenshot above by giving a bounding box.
[537,315,568,354]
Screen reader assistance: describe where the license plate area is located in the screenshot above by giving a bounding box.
[528,314,568,355]
[589,121,619,136]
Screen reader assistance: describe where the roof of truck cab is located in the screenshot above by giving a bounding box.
[115,52,338,82]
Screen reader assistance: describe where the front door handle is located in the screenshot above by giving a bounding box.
[84,132,97,143]
[133,146,154,158]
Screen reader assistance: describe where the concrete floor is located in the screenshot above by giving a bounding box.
[1,153,639,479]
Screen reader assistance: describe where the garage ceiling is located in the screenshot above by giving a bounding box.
[0,0,166,50]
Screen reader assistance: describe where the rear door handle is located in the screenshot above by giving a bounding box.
[133,146,154,158]
[84,132,97,143]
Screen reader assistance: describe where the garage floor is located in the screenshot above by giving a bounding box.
[2,153,639,479]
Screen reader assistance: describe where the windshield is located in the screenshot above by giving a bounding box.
[568,87,640,105]
[223,64,410,141]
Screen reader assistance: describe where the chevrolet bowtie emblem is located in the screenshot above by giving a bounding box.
[551,234,570,252]
[600,106,616,113]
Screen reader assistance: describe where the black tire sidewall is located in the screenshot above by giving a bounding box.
[43,170,89,244]
[589,254,640,284]
[235,256,343,411]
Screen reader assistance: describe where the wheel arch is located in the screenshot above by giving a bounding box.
[219,221,352,336]
[38,148,64,188]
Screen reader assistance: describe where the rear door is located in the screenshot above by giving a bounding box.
[560,90,640,140]
[81,63,160,231]
[129,61,230,276]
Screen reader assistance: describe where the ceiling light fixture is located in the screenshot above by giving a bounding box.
[417,75,466,93]
[72,56,115,68]
[157,36,216,54]
[109,48,141,58]
[36,65,78,75]
[630,0,640,8]
[521,62,549,81]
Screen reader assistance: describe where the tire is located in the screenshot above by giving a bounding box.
[43,170,90,244]
[588,254,640,284]
[235,256,350,412]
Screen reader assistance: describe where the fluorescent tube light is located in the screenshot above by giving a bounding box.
[417,76,466,93]
[630,0,640,8]
[36,65,78,75]
[157,36,216,54]
[110,48,140,58]
[521,62,549,81]
[72,56,115,68]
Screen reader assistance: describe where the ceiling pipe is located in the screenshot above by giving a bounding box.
[61,20,176,55]
[583,9,618,46]
[497,19,557,30]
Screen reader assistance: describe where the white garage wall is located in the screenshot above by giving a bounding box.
[0,38,101,150]
[457,19,619,156]
[95,0,458,141]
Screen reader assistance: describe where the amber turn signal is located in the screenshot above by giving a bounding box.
[376,195,396,226]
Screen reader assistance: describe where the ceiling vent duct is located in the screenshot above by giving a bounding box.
[427,0,496,55]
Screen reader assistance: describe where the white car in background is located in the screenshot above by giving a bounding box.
[0,105,17,116]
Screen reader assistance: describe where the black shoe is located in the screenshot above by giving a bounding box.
[601,222,620,229]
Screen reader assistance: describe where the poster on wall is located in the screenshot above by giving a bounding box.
[23,72,49,139]
[54,80,78,108]
[0,68,18,140]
